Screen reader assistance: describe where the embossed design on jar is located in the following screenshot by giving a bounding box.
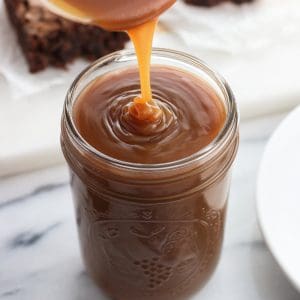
[84,200,223,296]
[172,208,223,295]
[129,225,166,239]
[140,209,153,220]
[167,228,188,241]
[176,257,197,273]
[134,257,174,289]
[203,208,222,236]
[82,197,110,221]
[93,222,120,240]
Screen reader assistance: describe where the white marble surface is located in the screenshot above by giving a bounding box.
[0,113,300,300]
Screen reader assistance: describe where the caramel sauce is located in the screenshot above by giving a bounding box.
[48,0,174,121]
[74,66,226,164]
[127,19,157,104]
[57,2,237,299]
[127,19,163,121]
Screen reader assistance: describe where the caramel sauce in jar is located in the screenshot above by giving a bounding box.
[61,49,239,300]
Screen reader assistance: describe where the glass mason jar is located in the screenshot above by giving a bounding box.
[61,49,239,300]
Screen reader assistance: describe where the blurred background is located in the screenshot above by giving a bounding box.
[1,0,300,300]
[1,0,300,176]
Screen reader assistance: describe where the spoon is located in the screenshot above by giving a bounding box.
[40,0,176,30]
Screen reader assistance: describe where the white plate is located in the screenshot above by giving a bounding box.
[257,105,300,292]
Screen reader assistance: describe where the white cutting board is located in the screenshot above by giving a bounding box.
[1,0,300,177]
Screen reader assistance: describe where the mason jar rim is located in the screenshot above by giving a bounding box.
[64,48,239,171]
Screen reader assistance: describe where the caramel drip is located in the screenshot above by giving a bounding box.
[48,0,163,121]
[127,19,162,121]
[127,19,157,104]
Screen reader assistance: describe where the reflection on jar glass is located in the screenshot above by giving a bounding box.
[61,49,239,300]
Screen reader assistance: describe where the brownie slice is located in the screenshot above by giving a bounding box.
[185,0,253,7]
[4,0,129,73]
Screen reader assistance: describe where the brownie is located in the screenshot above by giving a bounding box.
[184,0,253,7]
[4,0,129,73]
